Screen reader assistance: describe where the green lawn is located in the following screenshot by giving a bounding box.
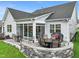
[0,40,26,58]
[73,32,79,58]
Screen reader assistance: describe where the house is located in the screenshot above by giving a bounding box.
[2,1,77,42]
[0,20,4,33]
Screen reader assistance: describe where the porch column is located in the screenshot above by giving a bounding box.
[23,24,24,38]
[33,22,37,42]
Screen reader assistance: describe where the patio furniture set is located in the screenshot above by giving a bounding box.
[38,33,64,48]
[1,32,64,48]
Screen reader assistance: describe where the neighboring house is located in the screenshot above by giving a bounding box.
[0,20,4,33]
[2,1,77,42]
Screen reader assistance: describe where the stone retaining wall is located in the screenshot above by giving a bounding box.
[21,41,73,58]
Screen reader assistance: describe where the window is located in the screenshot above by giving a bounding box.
[50,24,61,34]
[24,24,27,36]
[7,25,12,32]
[50,24,54,33]
[56,24,61,33]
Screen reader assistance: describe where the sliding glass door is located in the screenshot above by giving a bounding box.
[24,23,33,37]
[17,24,23,38]
[17,23,45,40]
[17,23,33,39]
[36,24,45,39]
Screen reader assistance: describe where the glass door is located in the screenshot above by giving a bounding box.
[36,24,45,39]
[24,23,33,37]
[17,24,23,38]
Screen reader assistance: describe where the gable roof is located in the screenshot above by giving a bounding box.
[33,1,76,20]
[7,1,76,20]
[8,8,51,19]
[8,8,34,19]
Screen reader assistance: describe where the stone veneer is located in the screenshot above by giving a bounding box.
[20,40,73,58]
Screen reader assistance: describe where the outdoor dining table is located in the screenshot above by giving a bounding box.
[44,39,53,48]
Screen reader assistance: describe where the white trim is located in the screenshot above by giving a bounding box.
[2,8,9,21]
[23,24,24,38]
[46,18,70,22]
[33,22,37,42]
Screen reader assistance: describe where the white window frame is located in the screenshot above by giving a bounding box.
[50,24,61,34]
[7,25,12,32]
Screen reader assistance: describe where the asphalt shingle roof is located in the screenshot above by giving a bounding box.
[7,1,76,20]
[8,8,34,19]
[33,1,76,20]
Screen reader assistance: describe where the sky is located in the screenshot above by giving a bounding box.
[0,1,79,20]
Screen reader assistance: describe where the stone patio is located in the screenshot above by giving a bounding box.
[3,39,74,58]
[21,40,74,58]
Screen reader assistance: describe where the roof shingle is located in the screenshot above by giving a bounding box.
[33,1,76,20]
[7,1,76,20]
[8,8,34,19]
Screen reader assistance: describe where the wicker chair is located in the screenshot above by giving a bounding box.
[38,35,48,47]
[37,38,45,47]
[51,33,64,48]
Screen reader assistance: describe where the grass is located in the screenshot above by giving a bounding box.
[0,40,26,58]
[73,31,79,58]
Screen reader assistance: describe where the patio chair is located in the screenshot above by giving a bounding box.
[37,35,48,47]
[40,39,46,47]
[41,35,49,47]
[51,33,64,47]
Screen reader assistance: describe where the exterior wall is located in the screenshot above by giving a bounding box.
[45,21,70,42]
[4,11,16,37]
[68,5,77,39]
